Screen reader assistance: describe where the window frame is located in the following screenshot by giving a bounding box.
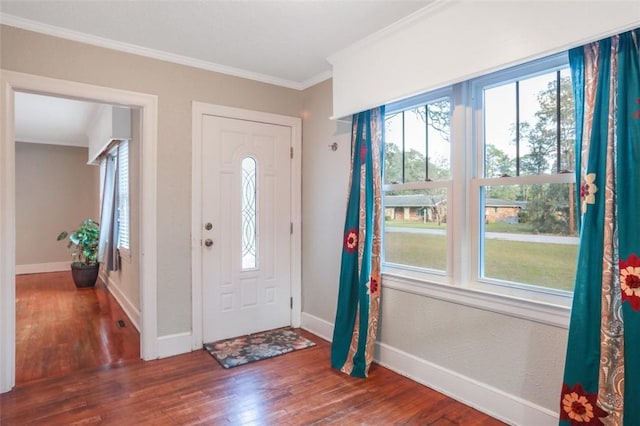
[381,53,574,328]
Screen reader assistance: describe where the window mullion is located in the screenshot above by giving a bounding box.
[515,80,520,176]
[451,82,470,287]
[556,70,562,173]
[425,104,429,181]
[401,111,406,183]
[476,173,575,186]
[383,180,449,192]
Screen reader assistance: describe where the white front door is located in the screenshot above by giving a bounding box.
[201,114,292,343]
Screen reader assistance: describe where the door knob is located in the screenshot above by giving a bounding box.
[204,238,214,247]
[204,222,213,230]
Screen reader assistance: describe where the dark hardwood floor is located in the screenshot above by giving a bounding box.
[14,271,140,384]
[2,272,505,425]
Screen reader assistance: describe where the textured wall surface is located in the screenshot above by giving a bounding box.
[301,79,351,321]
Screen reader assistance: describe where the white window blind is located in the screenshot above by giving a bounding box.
[117,140,130,250]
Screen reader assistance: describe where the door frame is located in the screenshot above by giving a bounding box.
[191,102,301,348]
[0,70,159,393]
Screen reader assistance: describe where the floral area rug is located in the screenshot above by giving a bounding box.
[203,328,316,369]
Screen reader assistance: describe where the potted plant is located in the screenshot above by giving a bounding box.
[57,218,100,288]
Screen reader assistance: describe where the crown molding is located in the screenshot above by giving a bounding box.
[0,13,330,91]
[299,69,333,90]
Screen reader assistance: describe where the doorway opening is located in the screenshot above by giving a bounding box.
[13,92,140,384]
[1,70,158,393]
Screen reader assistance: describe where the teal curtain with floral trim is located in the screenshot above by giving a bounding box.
[560,29,640,426]
[331,106,384,378]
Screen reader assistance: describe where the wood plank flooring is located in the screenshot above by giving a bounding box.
[2,272,506,425]
[14,271,140,384]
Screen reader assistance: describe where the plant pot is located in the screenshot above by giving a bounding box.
[70,262,100,289]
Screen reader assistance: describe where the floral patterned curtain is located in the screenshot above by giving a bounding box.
[331,106,384,378]
[560,29,640,426]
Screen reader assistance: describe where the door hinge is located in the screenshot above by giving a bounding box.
[290,297,293,309]
[290,147,293,159]
[290,222,293,235]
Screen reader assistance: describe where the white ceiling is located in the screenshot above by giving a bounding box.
[0,0,431,89]
[2,0,431,147]
[14,92,106,148]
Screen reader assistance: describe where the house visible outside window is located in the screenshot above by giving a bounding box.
[382,53,577,314]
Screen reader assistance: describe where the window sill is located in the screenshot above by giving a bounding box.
[382,271,571,329]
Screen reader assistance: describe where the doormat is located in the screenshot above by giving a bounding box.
[204,328,316,369]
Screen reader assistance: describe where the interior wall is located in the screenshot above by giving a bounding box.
[300,79,568,414]
[102,108,141,317]
[300,79,351,320]
[1,24,303,336]
[15,142,99,267]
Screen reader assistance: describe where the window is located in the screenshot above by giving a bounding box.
[383,90,452,276]
[241,156,257,269]
[99,140,130,256]
[382,53,577,315]
[474,57,577,295]
[116,140,130,251]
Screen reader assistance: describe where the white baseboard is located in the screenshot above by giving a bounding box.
[375,342,558,426]
[300,312,334,342]
[157,332,193,359]
[15,261,69,275]
[300,311,557,426]
[104,275,141,332]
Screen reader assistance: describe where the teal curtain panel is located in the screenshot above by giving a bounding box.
[331,107,384,378]
[560,29,640,426]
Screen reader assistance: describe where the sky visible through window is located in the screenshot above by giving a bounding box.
[385,69,570,172]
[486,71,557,160]
[385,100,450,178]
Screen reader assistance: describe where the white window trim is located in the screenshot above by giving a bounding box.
[382,273,570,328]
[381,53,574,329]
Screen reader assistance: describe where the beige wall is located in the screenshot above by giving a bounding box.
[1,24,302,335]
[102,108,141,313]
[15,142,99,265]
[300,79,351,321]
[300,79,568,412]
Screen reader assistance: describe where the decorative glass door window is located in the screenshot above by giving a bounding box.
[241,157,258,269]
